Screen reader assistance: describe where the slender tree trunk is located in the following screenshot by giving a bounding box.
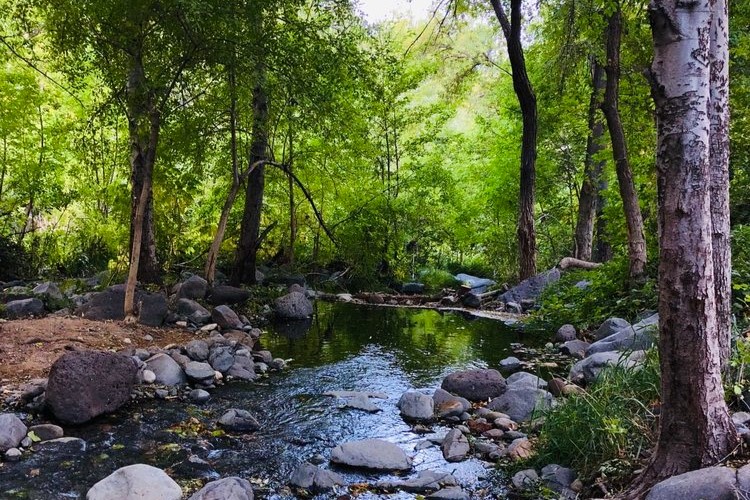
[288,123,296,266]
[593,179,613,262]
[230,73,269,286]
[0,136,7,203]
[574,59,606,261]
[490,0,537,280]
[601,4,647,281]
[626,0,737,495]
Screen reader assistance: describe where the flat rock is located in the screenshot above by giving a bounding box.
[274,291,313,320]
[330,439,412,471]
[499,268,560,304]
[398,391,435,421]
[488,388,554,422]
[188,476,254,500]
[46,351,137,424]
[499,356,522,373]
[455,273,496,294]
[145,353,187,386]
[507,437,534,460]
[646,466,737,500]
[86,464,182,500]
[379,470,457,493]
[441,428,470,462]
[0,414,27,452]
[441,369,506,401]
[289,463,344,493]
[560,340,590,359]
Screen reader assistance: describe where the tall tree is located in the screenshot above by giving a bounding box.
[628,0,737,494]
[489,0,538,280]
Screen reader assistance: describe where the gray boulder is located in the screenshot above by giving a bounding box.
[506,372,548,390]
[6,298,45,318]
[188,477,254,500]
[570,351,645,385]
[33,282,64,303]
[218,409,260,432]
[555,324,577,342]
[212,305,244,330]
[441,429,470,462]
[499,356,522,373]
[441,369,506,401]
[0,414,27,452]
[512,469,540,490]
[646,466,737,500]
[207,285,250,305]
[586,314,658,356]
[177,299,211,325]
[455,273,495,294]
[433,388,470,419]
[86,464,182,500]
[594,317,631,341]
[560,340,590,359]
[185,361,215,383]
[289,463,344,493]
[178,275,208,301]
[499,268,561,304]
[28,424,64,441]
[145,353,187,386]
[185,340,210,361]
[208,346,235,373]
[488,388,554,422]
[138,292,168,327]
[330,439,412,471]
[274,291,313,320]
[227,353,257,381]
[541,464,577,497]
[398,391,435,421]
[46,351,138,424]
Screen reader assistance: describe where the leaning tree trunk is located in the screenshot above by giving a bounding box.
[230,76,269,286]
[601,4,648,281]
[490,0,537,281]
[574,59,606,261]
[626,0,738,495]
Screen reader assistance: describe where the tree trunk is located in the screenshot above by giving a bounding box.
[574,59,606,261]
[288,123,296,266]
[490,0,537,281]
[601,4,647,281]
[593,178,613,262]
[230,74,269,286]
[626,0,738,495]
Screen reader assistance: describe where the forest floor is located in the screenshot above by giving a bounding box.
[0,316,194,388]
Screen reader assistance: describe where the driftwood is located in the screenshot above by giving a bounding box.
[461,289,502,308]
[558,257,602,270]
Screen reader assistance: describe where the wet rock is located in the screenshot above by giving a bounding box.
[0,414,27,452]
[433,388,470,419]
[207,285,250,305]
[499,356,522,373]
[646,466,737,500]
[186,340,210,361]
[4,447,21,461]
[208,346,235,373]
[185,361,215,383]
[189,389,210,404]
[488,388,554,422]
[289,463,344,493]
[178,275,208,301]
[218,409,260,432]
[570,351,645,385]
[398,391,435,421]
[427,487,470,500]
[28,424,63,441]
[86,464,182,500]
[512,469,539,490]
[594,317,631,341]
[188,476,254,500]
[274,291,313,320]
[343,393,381,412]
[441,429,470,462]
[441,368,506,401]
[555,324,577,342]
[6,298,44,318]
[177,299,211,325]
[212,305,244,330]
[145,353,187,386]
[330,439,412,471]
[560,340,590,359]
[46,351,137,425]
[506,372,548,390]
[586,314,658,355]
[138,292,168,327]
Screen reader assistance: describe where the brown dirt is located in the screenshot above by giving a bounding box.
[0,315,197,387]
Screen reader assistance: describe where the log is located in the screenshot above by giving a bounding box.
[558,257,602,270]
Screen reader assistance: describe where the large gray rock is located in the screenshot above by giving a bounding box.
[441,429,470,462]
[499,268,561,304]
[33,282,64,302]
[594,317,631,341]
[488,388,554,422]
[185,340,210,361]
[433,388,470,418]
[208,346,235,373]
[330,439,412,471]
[6,298,45,318]
[274,291,313,320]
[145,353,187,386]
[570,350,645,385]
[46,351,138,424]
[75,285,165,326]
[28,424,64,441]
[138,292,168,327]
[506,372,548,390]
[289,463,344,493]
[398,391,435,421]
[218,409,260,432]
[178,275,208,300]
[541,464,577,496]
[177,299,211,325]
[207,285,250,305]
[185,361,215,383]
[212,305,244,330]
[560,340,590,359]
[441,369,506,401]
[646,466,737,500]
[188,477,254,500]
[227,353,257,381]
[86,464,182,500]
[455,274,496,294]
[0,414,27,452]
[586,314,658,356]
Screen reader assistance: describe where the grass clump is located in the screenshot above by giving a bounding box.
[533,350,660,484]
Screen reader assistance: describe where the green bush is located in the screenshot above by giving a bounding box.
[732,225,750,326]
[419,268,460,291]
[534,350,660,482]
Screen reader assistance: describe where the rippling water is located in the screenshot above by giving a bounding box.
[0,302,544,499]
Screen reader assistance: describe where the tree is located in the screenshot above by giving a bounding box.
[489,0,538,280]
[627,0,737,494]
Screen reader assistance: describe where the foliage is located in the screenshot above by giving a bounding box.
[534,349,660,483]
[419,268,460,292]
[731,225,750,326]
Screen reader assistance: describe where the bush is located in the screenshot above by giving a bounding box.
[533,350,660,484]
[732,225,750,326]
[419,268,460,291]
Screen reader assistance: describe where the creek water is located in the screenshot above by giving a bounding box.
[0,302,546,499]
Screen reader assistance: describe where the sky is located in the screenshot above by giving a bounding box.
[356,0,435,23]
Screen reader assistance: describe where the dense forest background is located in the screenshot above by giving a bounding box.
[0,0,748,296]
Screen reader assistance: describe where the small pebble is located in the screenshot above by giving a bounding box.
[123,338,132,345]
[142,370,156,384]
[4,448,21,462]
[20,437,32,448]
[143,334,154,342]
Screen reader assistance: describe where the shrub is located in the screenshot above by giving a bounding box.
[419,268,460,291]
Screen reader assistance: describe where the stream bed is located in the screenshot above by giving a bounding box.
[0,302,547,499]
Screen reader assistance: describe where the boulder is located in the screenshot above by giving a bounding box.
[441,369,506,401]
[28,424,64,441]
[5,298,45,318]
[330,439,412,471]
[499,356,522,373]
[455,273,496,294]
[46,351,138,424]
[594,317,631,341]
[274,291,313,320]
[433,388,470,419]
[512,469,540,490]
[177,299,211,325]
[499,268,561,305]
[555,324,577,342]
[207,285,250,305]
[379,470,457,493]
[398,391,435,421]
[586,314,658,356]
[178,275,208,300]
[441,429,470,462]
[227,354,257,381]
[145,353,187,386]
[646,466,737,500]
[289,463,344,493]
[86,464,182,500]
[75,284,127,321]
[218,409,260,432]
[488,388,554,422]
[541,464,577,496]
[137,292,168,327]
[212,305,244,330]
[189,389,210,404]
[569,351,645,385]
[185,340,210,361]
[184,361,215,383]
[0,414,27,452]
[208,346,235,373]
[506,372,548,390]
[188,477,254,500]
[33,282,64,302]
[560,340,590,359]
